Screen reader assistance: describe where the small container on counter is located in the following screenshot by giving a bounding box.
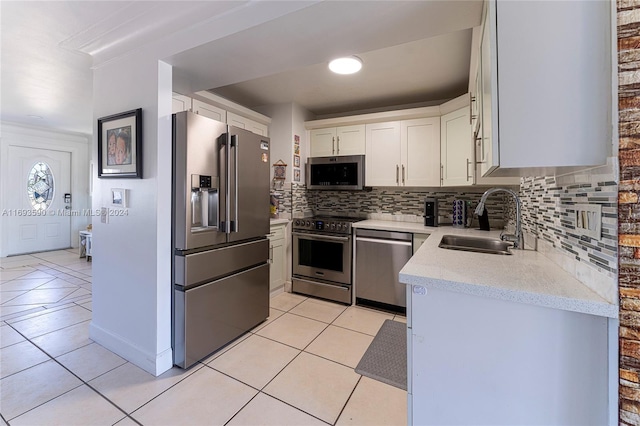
[452,199,466,228]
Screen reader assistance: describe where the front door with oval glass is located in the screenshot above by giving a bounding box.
[4,146,71,255]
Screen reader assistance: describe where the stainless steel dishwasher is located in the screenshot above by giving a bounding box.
[355,229,412,313]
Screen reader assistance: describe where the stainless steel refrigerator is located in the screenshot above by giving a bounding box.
[172,111,270,369]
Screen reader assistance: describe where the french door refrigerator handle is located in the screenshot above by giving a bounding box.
[231,134,239,232]
[224,132,232,234]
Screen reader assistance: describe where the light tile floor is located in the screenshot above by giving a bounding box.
[0,249,407,425]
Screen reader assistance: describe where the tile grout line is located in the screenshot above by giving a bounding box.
[2,324,137,425]
[333,375,364,426]
[0,256,141,425]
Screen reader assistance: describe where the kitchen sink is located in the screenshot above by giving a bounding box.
[438,234,513,255]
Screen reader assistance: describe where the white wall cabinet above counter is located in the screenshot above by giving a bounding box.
[171,91,270,137]
[310,125,365,157]
[473,0,612,178]
[365,118,440,187]
[307,94,518,189]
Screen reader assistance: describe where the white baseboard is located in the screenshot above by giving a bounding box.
[89,321,173,377]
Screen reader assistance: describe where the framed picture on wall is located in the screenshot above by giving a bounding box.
[294,155,300,168]
[294,169,300,182]
[98,108,143,178]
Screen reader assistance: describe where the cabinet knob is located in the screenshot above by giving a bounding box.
[412,286,427,295]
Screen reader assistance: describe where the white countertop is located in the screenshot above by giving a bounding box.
[353,220,618,318]
[270,218,290,226]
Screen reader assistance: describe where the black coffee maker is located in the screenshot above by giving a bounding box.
[424,198,438,227]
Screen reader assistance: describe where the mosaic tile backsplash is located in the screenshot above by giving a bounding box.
[287,184,512,228]
[519,166,618,279]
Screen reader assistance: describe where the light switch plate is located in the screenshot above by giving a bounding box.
[100,207,109,224]
[573,204,601,240]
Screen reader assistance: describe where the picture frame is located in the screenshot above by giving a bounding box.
[294,169,301,182]
[294,144,300,155]
[293,155,300,168]
[110,188,128,208]
[98,108,142,178]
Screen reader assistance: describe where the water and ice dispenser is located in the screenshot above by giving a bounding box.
[191,174,219,229]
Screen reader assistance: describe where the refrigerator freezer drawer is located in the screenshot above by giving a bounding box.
[175,238,268,288]
[174,262,269,369]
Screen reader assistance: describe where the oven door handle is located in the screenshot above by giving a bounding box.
[292,232,350,242]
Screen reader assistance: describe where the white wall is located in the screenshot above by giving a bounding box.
[0,123,90,256]
[258,103,293,182]
[257,102,314,184]
[90,58,173,376]
[292,103,315,184]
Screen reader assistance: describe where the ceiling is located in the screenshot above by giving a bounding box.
[1,1,482,134]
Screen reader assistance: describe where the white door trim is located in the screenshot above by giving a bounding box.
[0,122,90,257]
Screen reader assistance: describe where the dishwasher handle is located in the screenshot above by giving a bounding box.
[356,237,412,246]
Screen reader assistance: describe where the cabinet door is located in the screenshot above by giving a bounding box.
[479,1,499,177]
[365,122,401,186]
[441,108,473,186]
[192,99,226,122]
[401,118,441,187]
[310,128,337,157]
[269,238,285,292]
[336,125,365,156]
[246,119,268,137]
[172,93,192,114]
[227,112,268,136]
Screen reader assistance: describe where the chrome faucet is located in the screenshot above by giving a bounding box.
[474,187,524,249]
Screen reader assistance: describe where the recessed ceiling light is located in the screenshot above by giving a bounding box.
[328,56,362,75]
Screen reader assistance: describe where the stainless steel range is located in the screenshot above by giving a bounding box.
[291,216,361,304]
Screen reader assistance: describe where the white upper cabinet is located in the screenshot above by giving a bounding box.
[172,93,192,114]
[480,0,611,177]
[365,122,401,186]
[192,99,226,123]
[402,118,440,187]
[310,128,337,157]
[440,108,473,186]
[310,125,365,157]
[227,111,268,136]
[366,118,439,187]
[172,92,270,137]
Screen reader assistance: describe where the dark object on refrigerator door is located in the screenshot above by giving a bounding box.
[424,198,438,227]
[477,207,490,231]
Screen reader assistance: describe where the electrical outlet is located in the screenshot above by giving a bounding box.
[100,207,109,224]
[574,204,601,240]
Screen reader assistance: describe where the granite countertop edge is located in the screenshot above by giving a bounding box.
[353,220,618,319]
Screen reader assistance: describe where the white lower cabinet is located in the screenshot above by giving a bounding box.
[407,285,610,425]
[268,223,287,292]
[412,233,429,254]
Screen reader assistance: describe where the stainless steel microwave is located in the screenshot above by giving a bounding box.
[306,155,365,190]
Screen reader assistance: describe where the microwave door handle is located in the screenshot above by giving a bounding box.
[231,134,239,232]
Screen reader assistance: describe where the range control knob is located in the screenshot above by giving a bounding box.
[330,223,336,230]
[306,221,311,226]
[294,220,300,226]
